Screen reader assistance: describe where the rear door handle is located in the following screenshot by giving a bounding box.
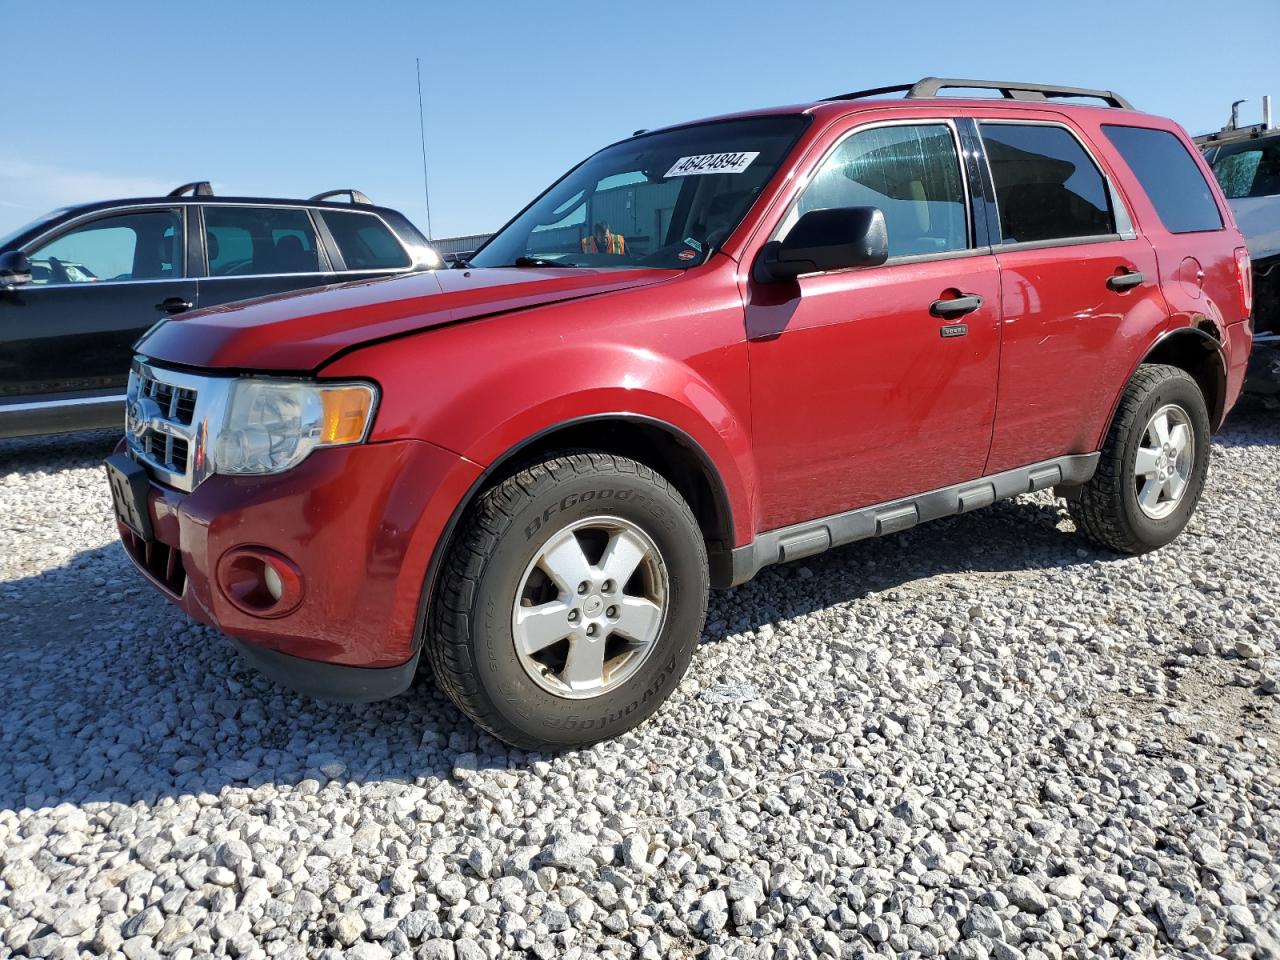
[1106,270,1145,292]
[155,297,192,314]
[930,294,983,318]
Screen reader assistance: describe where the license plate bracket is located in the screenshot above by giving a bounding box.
[105,453,154,541]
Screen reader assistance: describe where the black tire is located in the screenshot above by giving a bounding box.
[1069,363,1211,554]
[428,452,708,750]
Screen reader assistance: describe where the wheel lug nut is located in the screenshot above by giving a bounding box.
[586,624,599,637]
[602,579,615,593]
[568,610,579,622]
[606,605,618,620]
[577,581,589,595]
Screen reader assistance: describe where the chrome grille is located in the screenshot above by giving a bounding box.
[125,359,233,493]
[141,430,189,472]
[139,374,198,426]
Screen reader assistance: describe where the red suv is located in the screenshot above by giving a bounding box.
[108,78,1253,749]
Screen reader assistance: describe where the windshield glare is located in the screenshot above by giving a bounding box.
[471,115,809,270]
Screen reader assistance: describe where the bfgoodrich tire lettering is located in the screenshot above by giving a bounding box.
[1069,363,1211,554]
[428,452,708,750]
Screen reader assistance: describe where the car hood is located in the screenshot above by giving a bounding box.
[137,267,680,371]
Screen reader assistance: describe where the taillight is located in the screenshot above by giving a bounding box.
[1235,246,1253,317]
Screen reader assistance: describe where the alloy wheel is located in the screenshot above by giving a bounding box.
[1134,403,1194,520]
[512,516,668,699]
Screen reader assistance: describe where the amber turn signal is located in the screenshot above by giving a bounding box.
[319,385,376,444]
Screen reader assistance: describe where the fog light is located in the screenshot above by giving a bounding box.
[216,547,304,618]
[263,564,284,602]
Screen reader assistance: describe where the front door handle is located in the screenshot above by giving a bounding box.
[930,294,983,318]
[155,297,192,314]
[1106,270,1145,292]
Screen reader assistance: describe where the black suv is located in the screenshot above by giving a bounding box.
[0,183,438,438]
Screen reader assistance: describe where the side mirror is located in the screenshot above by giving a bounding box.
[753,206,888,283]
[0,250,33,288]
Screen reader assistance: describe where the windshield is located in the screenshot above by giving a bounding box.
[471,115,810,270]
[1208,136,1280,199]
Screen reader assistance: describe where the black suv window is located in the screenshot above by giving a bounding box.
[322,210,411,270]
[980,123,1115,244]
[28,209,182,285]
[1104,125,1223,233]
[205,206,321,276]
[782,123,969,258]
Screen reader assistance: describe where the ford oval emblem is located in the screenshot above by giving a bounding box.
[128,396,161,439]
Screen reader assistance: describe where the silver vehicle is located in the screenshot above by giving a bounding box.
[1198,97,1280,391]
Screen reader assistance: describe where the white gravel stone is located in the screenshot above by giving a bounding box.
[1,407,1279,959]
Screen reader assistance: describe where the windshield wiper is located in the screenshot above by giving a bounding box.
[512,255,576,268]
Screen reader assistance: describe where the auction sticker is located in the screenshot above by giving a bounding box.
[665,152,759,177]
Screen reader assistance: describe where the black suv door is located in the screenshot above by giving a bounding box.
[0,206,195,400]
[193,204,342,309]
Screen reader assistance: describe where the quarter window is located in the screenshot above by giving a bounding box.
[1104,125,1223,233]
[28,209,182,285]
[783,123,969,258]
[980,123,1115,244]
[204,206,321,276]
[322,210,411,270]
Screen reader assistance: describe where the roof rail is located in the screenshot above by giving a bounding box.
[825,77,1134,111]
[168,181,214,197]
[309,189,372,205]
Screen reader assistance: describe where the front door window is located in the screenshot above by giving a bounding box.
[28,209,183,285]
[778,123,970,259]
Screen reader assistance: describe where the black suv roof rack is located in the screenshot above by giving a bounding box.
[309,189,372,205]
[825,77,1134,111]
[168,181,214,197]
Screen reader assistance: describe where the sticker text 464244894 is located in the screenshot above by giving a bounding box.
[665,152,760,178]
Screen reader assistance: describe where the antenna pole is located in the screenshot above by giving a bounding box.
[416,57,434,239]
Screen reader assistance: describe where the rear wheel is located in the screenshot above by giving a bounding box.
[428,452,708,750]
[1068,364,1210,554]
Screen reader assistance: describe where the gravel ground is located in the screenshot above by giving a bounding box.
[1,398,1278,960]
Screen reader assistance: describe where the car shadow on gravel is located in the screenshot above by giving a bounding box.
[1,398,1275,813]
[0,428,122,476]
[0,497,1110,814]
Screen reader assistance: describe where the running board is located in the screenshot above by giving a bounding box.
[721,453,1099,586]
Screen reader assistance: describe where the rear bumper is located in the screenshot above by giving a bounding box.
[1223,318,1255,422]
[114,437,481,695]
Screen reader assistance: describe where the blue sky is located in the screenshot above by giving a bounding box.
[3,0,1277,241]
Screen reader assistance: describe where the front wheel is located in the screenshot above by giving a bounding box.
[428,453,708,750]
[1068,363,1211,554]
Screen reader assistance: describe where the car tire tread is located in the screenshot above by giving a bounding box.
[427,451,705,750]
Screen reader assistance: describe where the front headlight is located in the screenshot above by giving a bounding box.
[214,379,377,475]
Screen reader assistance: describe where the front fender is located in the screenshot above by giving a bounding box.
[321,286,757,546]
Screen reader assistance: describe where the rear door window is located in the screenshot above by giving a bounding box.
[204,206,322,276]
[321,210,412,270]
[1103,125,1223,233]
[780,122,970,258]
[28,209,182,284]
[979,123,1115,244]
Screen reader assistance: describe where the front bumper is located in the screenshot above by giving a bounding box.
[113,437,481,696]
[229,638,422,703]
